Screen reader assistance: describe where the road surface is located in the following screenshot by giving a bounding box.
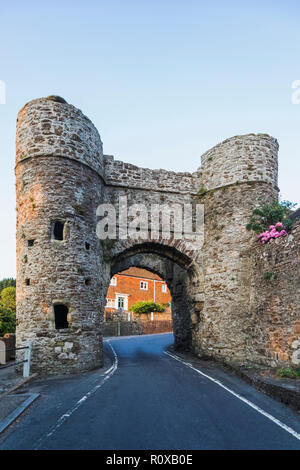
[0,333,300,450]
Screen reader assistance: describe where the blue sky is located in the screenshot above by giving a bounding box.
[0,0,299,278]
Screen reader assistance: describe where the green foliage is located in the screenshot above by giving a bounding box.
[277,367,300,379]
[131,301,165,314]
[1,287,16,312]
[246,198,297,234]
[0,306,16,336]
[0,278,16,291]
[0,285,16,336]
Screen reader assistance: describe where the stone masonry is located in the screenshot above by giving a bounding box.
[15,96,299,374]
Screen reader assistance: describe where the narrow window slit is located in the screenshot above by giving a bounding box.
[54,304,69,329]
[52,221,65,241]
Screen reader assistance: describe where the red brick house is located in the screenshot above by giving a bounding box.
[105,267,172,321]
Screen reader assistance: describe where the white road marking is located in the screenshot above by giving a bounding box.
[164,350,300,442]
[34,341,118,450]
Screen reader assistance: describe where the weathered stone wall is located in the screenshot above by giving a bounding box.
[200,134,278,191]
[16,98,105,374]
[104,155,199,194]
[191,134,279,365]
[15,96,298,375]
[17,98,104,177]
[246,221,300,367]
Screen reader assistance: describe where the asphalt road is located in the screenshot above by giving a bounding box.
[0,333,300,450]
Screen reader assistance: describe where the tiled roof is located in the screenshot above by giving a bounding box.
[116,267,163,281]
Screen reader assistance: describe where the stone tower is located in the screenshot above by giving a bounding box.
[16,97,105,373]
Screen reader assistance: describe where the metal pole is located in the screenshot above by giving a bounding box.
[23,342,32,378]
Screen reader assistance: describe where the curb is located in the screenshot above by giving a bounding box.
[226,365,300,411]
[0,393,40,434]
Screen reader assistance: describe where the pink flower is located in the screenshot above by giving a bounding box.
[275,222,283,227]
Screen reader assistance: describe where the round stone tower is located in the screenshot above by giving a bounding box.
[193,134,279,364]
[16,96,105,374]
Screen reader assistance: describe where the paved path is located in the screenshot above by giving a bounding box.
[0,333,300,450]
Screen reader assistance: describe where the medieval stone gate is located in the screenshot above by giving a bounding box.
[15,96,299,375]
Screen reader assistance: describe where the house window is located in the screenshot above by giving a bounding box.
[117,296,125,309]
[110,277,117,286]
[162,284,167,293]
[54,304,69,329]
[116,295,128,311]
[140,281,148,290]
[106,299,115,308]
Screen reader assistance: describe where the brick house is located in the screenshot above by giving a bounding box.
[105,267,172,321]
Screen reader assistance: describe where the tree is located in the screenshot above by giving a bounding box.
[1,287,16,312]
[0,286,16,336]
[0,278,16,292]
[0,306,16,336]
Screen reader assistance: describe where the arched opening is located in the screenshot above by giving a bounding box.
[103,267,173,337]
[102,243,200,351]
[53,304,69,329]
[52,220,65,241]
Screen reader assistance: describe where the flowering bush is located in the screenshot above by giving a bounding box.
[257,222,288,244]
[246,199,296,235]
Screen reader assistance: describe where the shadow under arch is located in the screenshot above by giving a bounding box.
[108,244,198,351]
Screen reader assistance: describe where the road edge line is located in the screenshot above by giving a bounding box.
[164,350,300,442]
[34,341,118,450]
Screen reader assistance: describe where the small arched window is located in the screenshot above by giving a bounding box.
[52,221,65,241]
[54,304,69,329]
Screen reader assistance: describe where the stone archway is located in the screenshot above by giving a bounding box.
[15,96,282,375]
[108,247,200,351]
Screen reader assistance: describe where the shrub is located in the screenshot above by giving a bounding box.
[131,301,165,314]
[246,199,297,234]
[277,367,300,379]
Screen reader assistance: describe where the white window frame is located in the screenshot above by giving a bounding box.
[116,294,129,311]
[162,284,167,293]
[106,298,115,308]
[140,281,148,291]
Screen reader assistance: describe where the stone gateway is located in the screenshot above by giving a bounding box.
[15,96,299,374]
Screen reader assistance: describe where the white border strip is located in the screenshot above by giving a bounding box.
[0,393,40,434]
[165,350,300,442]
[34,342,118,450]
